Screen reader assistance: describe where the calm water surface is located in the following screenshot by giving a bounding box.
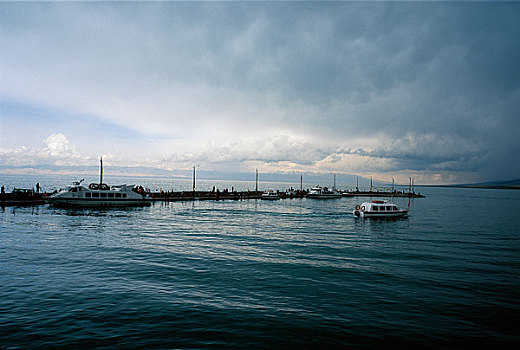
[1,176,519,348]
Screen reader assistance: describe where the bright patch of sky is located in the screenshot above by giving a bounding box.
[1,2,519,184]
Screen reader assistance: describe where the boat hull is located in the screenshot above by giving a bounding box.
[353,210,408,218]
[307,194,342,199]
[47,198,151,207]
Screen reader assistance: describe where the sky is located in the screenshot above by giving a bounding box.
[1,2,519,185]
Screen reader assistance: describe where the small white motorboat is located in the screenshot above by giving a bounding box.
[352,200,408,218]
[261,190,280,200]
[307,186,342,199]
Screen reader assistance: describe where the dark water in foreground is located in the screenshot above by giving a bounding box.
[1,181,519,348]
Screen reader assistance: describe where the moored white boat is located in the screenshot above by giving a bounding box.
[261,190,280,200]
[46,157,151,207]
[352,200,408,218]
[47,182,151,207]
[307,186,342,199]
[341,191,354,197]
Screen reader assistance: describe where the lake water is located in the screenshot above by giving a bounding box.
[1,175,519,348]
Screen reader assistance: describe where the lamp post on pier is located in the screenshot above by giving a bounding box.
[255,168,258,193]
[193,165,199,199]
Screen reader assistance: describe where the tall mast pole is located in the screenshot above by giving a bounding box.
[333,173,336,189]
[255,168,258,193]
[193,165,196,192]
[370,177,373,192]
[356,176,359,192]
[99,157,103,185]
[300,174,303,191]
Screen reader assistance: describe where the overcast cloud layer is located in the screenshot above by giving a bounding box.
[1,2,519,184]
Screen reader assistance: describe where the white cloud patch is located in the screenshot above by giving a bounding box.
[2,133,92,168]
[43,133,72,156]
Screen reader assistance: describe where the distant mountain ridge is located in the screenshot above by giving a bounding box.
[450,178,520,189]
[0,164,364,187]
[3,163,518,189]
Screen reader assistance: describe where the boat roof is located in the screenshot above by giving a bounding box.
[67,184,134,190]
[360,200,398,207]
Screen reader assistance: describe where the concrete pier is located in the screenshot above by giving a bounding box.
[0,190,47,206]
[343,191,425,198]
[0,188,423,207]
[148,189,308,201]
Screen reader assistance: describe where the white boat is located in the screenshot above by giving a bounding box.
[341,191,354,197]
[307,186,342,199]
[352,200,408,218]
[47,158,151,207]
[47,182,151,207]
[261,190,280,200]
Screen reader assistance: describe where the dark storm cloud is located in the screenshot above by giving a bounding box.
[1,2,519,182]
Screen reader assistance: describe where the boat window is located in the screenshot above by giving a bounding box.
[92,192,99,198]
[100,193,107,198]
[115,193,122,198]
[373,206,379,211]
[85,192,91,198]
[70,187,77,192]
[386,206,392,211]
[123,193,127,198]
[108,193,115,198]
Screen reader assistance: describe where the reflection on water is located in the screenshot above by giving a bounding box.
[49,206,150,217]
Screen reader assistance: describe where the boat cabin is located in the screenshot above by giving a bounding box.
[361,200,399,212]
[59,184,131,199]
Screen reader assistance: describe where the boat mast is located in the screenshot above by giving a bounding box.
[356,176,359,192]
[333,173,336,189]
[370,177,373,192]
[300,174,303,191]
[256,168,258,193]
[99,157,103,185]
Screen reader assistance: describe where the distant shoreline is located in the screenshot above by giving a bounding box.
[418,184,520,190]
[2,172,519,190]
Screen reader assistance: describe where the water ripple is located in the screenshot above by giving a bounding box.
[1,188,519,348]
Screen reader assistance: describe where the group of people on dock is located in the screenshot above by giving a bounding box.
[1,183,41,196]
